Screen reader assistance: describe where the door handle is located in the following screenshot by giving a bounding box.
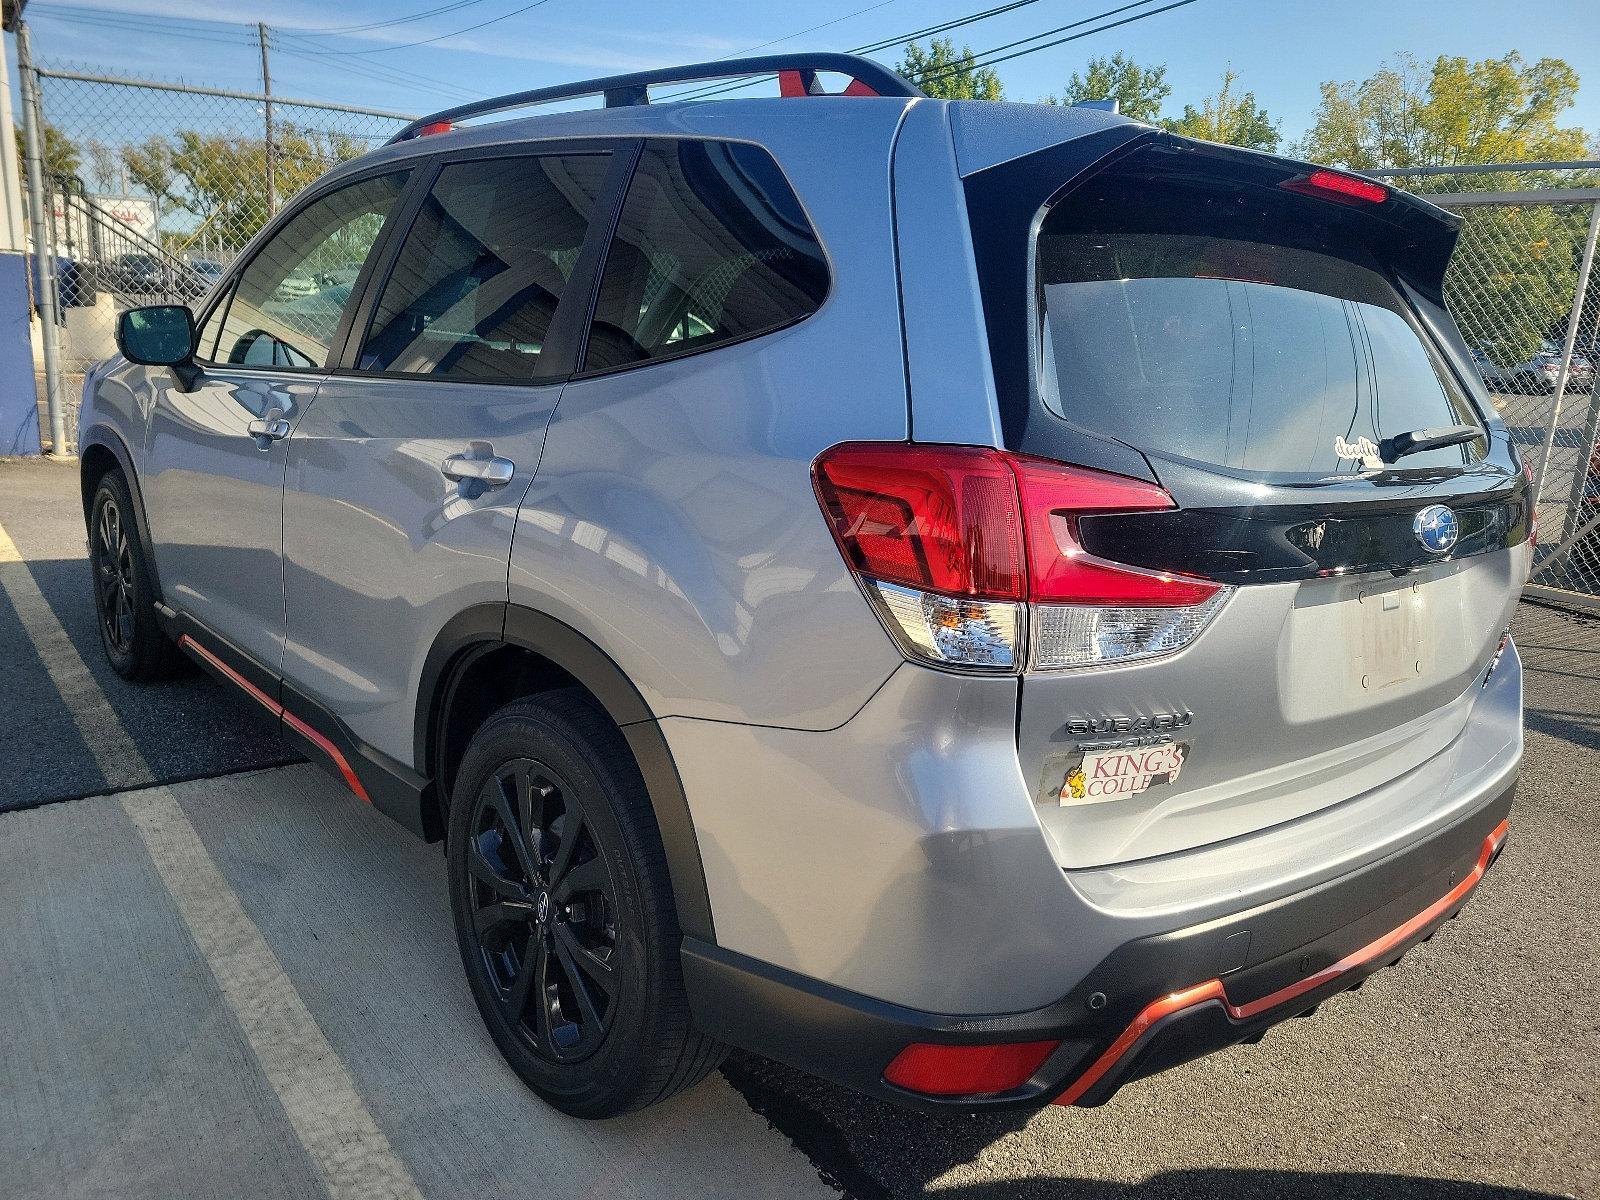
[246,416,291,447]
[441,453,515,490]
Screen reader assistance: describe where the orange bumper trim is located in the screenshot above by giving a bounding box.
[1055,819,1509,1106]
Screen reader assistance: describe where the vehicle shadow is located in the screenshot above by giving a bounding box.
[722,1052,1568,1200]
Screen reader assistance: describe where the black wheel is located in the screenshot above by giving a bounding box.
[88,471,182,681]
[447,689,725,1118]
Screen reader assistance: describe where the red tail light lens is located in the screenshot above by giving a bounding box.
[1010,456,1222,607]
[1280,168,1388,206]
[811,444,1026,600]
[813,443,1231,672]
[883,1040,1060,1097]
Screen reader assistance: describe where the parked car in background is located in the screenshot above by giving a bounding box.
[78,53,1530,1122]
[112,253,168,295]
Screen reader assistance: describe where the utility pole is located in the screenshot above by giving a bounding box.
[258,22,276,214]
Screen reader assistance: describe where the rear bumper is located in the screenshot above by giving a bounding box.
[683,777,1513,1113]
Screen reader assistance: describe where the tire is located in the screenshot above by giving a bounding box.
[447,689,725,1118]
[88,470,184,681]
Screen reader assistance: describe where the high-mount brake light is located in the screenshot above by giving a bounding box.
[812,444,1231,672]
[1280,168,1388,206]
[417,120,455,137]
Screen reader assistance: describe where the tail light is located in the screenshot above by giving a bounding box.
[812,444,1230,672]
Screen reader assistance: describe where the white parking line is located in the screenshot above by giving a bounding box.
[0,519,425,1200]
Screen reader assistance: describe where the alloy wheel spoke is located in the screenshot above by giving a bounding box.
[467,835,526,899]
[551,933,605,1032]
[502,932,542,1023]
[553,855,606,903]
[532,939,558,1050]
[548,791,587,884]
[554,921,616,997]
[487,770,540,884]
[474,899,537,936]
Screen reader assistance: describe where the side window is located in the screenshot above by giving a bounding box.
[583,140,828,372]
[209,171,410,370]
[357,153,612,381]
[195,279,235,362]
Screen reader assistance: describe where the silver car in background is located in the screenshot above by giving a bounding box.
[78,53,1529,1120]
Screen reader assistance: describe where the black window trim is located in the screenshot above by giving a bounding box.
[565,134,835,383]
[190,161,423,378]
[325,136,640,388]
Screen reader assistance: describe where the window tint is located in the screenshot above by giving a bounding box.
[210,171,408,370]
[1038,231,1484,476]
[583,140,828,372]
[358,154,611,381]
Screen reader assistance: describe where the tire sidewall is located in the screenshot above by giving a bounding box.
[90,473,145,677]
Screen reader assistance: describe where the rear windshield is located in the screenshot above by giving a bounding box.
[1036,189,1486,478]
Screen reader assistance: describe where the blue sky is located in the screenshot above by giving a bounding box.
[14,0,1600,145]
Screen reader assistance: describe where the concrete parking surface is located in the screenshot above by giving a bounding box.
[1,454,1596,1199]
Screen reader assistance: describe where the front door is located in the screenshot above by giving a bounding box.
[141,169,413,674]
[281,148,623,771]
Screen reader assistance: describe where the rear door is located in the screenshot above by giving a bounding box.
[961,135,1533,867]
[280,143,630,773]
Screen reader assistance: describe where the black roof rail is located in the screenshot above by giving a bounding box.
[387,52,923,144]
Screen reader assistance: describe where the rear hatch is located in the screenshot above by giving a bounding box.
[961,134,1531,868]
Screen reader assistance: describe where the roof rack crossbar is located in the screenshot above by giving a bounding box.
[387,52,922,143]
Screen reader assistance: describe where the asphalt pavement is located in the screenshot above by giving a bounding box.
[1,454,1595,1199]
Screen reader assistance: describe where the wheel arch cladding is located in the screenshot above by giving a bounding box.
[79,426,163,604]
[418,603,714,943]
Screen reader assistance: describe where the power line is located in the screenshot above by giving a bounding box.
[720,0,904,58]
[270,36,479,101]
[299,1,496,37]
[282,0,554,55]
[925,0,1201,79]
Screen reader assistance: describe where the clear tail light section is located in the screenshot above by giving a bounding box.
[812,443,1231,672]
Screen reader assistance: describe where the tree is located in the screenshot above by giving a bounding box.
[1297,52,1594,370]
[121,124,367,251]
[1297,52,1589,169]
[85,139,123,194]
[15,119,81,187]
[1164,69,1280,151]
[1044,53,1169,122]
[896,38,1002,101]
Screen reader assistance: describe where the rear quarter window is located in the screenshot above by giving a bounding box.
[582,139,828,372]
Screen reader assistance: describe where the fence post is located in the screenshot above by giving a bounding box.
[1566,196,1600,541]
[17,21,67,457]
[1531,198,1600,513]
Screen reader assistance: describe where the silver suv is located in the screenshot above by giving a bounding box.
[81,54,1529,1119]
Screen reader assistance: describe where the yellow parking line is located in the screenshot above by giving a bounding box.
[0,517,424,1200]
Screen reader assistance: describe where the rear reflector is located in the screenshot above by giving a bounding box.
[1280,168,1388,206]
[883,1040,1060,1097]
[813,444,1230,671]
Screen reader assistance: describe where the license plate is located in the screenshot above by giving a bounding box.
[1347,581,1426,694]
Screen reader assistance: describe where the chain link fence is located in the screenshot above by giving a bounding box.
[1372,163,1600,614]
[20,51,412,447]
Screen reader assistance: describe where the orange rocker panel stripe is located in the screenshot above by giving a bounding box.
[178,635,372,804]
[1055,819,1510,1106]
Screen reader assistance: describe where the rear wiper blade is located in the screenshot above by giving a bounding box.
[1380,424,1481,463]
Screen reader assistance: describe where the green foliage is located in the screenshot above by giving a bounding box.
[1297,52,1590,169]
[896,38,1002,101]
[15,120,81,186]
[120,125,368,250]
[1044,53,1170,122]
[1296,52,1593,370]
[1163,69,1280,151]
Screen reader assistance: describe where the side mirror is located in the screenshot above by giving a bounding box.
[117,305,201,389]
